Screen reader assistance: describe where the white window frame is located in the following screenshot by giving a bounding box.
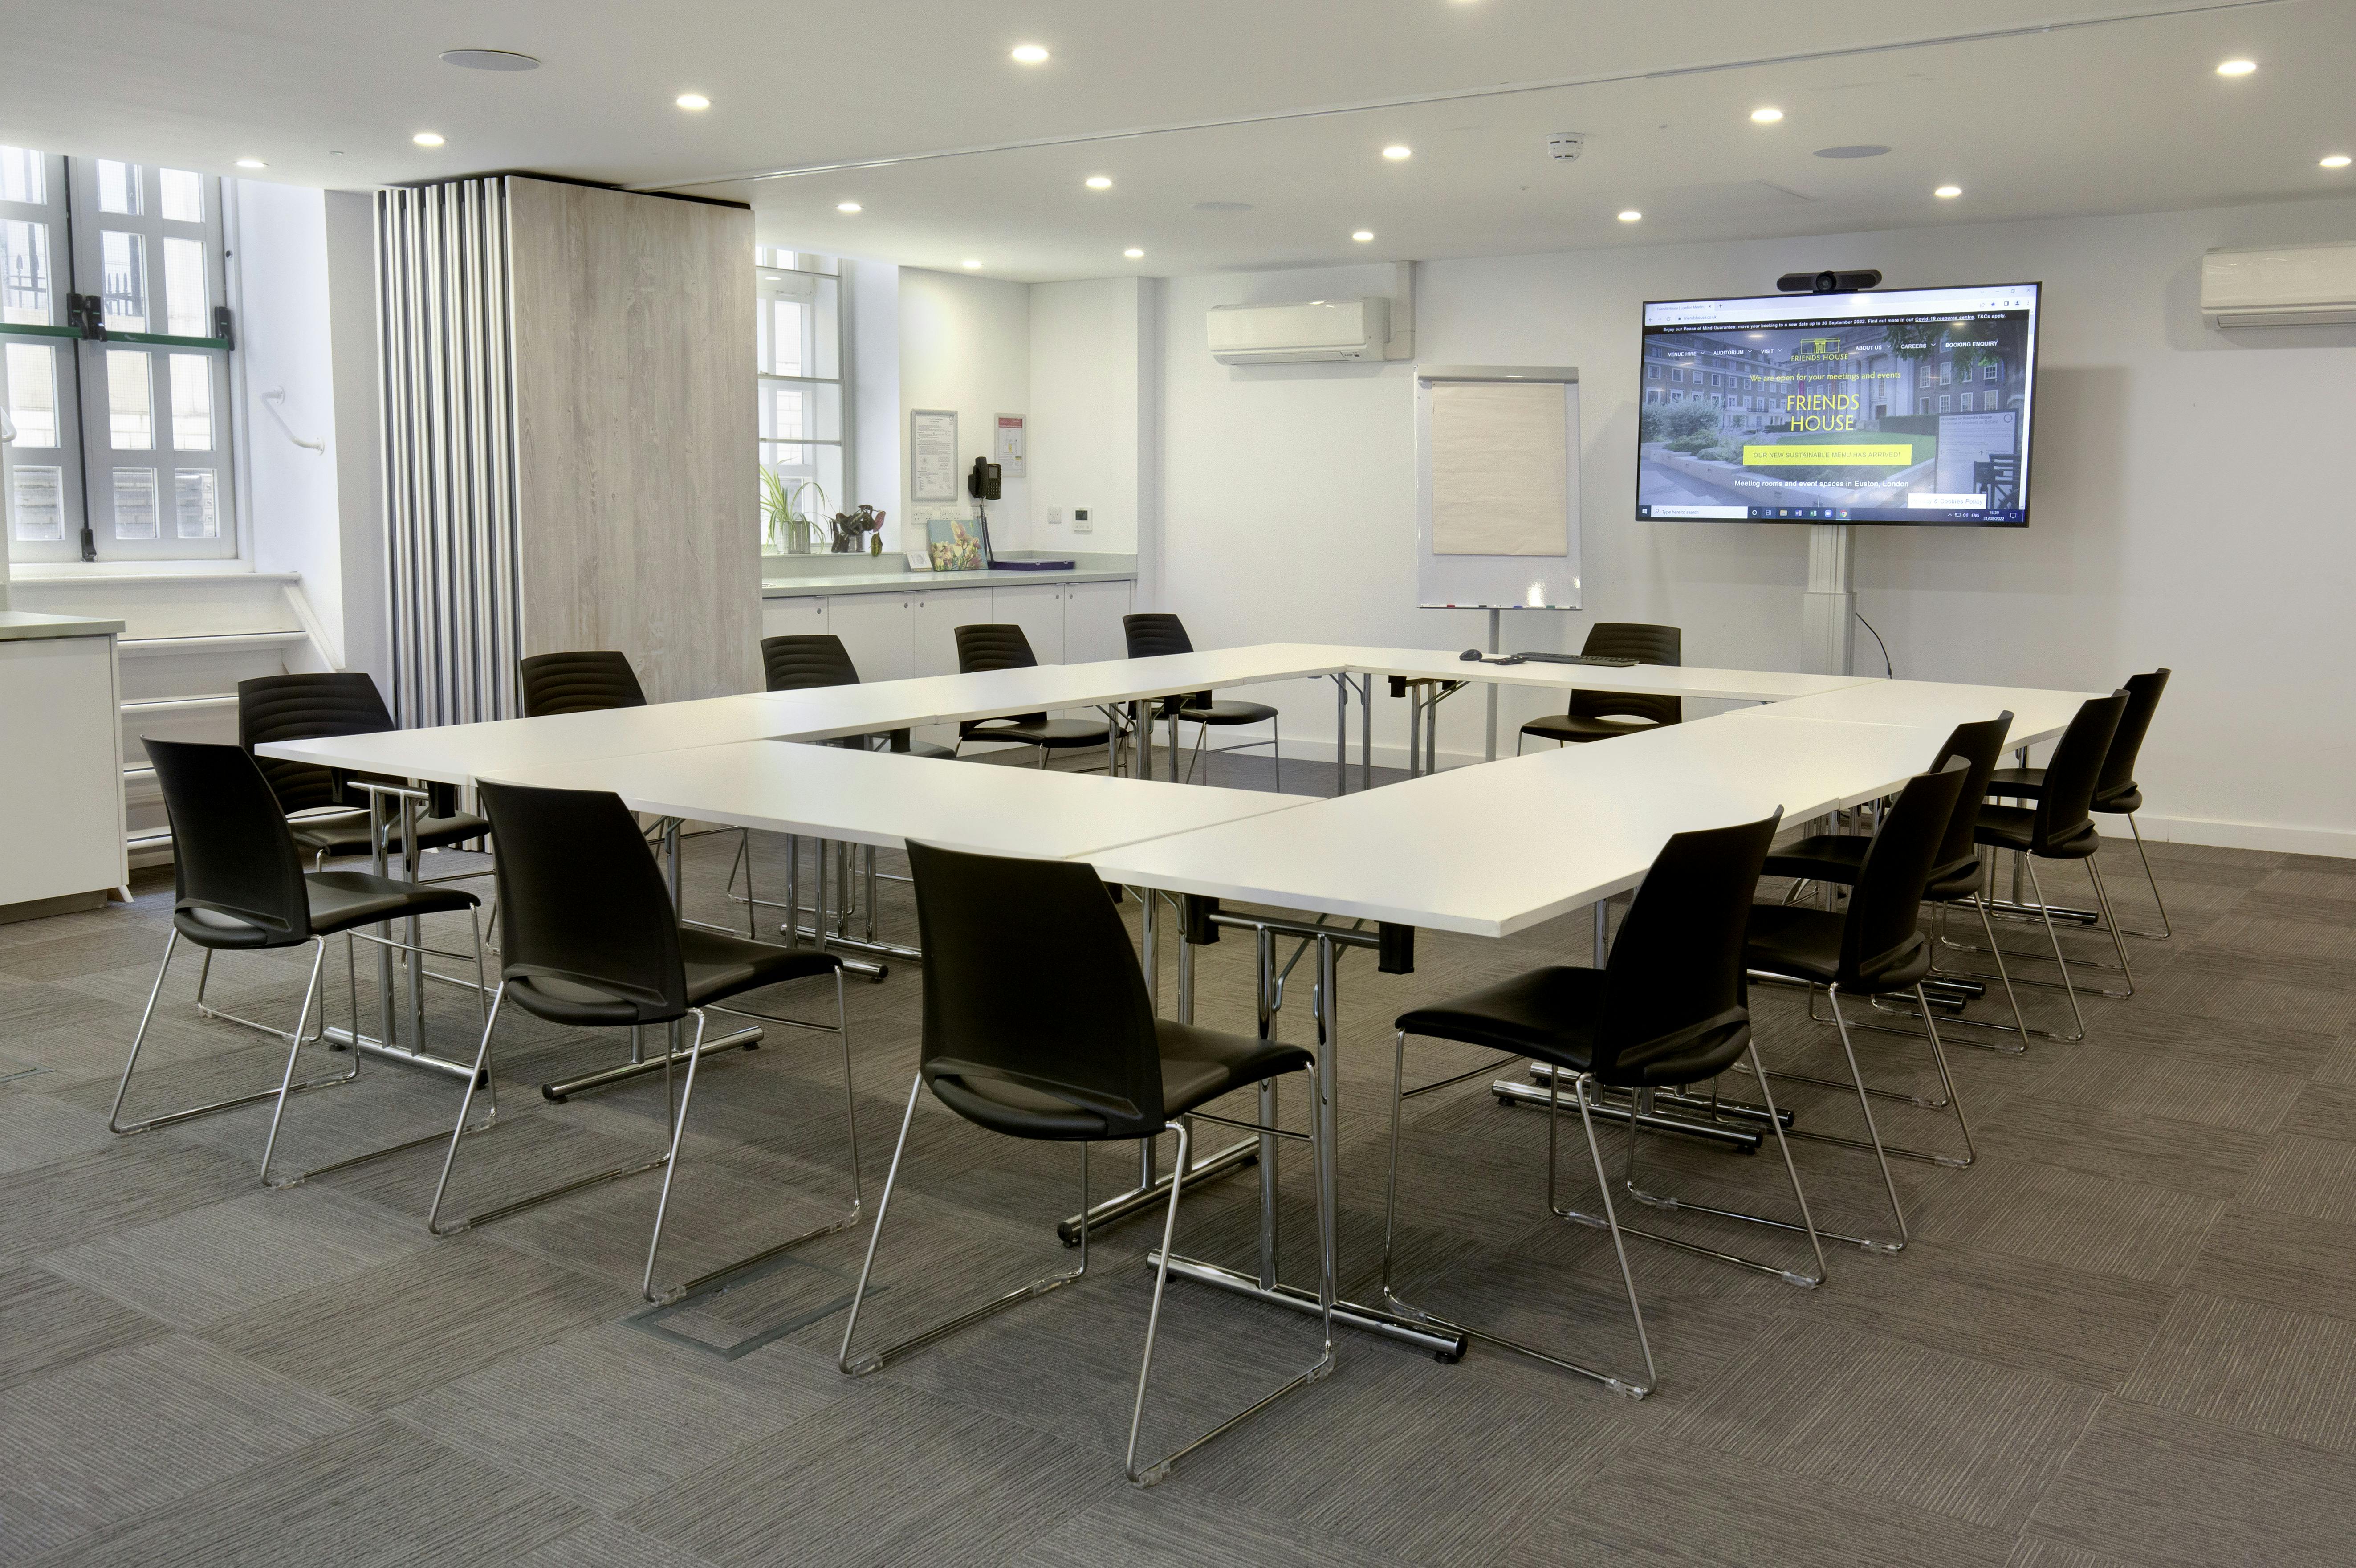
[755,248,850,560]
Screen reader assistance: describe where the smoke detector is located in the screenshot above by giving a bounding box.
[1547,132,1586,162]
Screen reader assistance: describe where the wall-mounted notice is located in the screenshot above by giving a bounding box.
[994,414,1025,477]
[911,409,959,503]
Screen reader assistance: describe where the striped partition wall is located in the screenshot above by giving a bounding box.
[376,178,525,729]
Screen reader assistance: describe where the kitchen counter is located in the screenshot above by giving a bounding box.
[762,553,1136,599]
[0,610,127,641]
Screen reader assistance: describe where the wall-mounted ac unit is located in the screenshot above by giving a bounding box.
[2200,241,2356,328]
[1208,297,1391,363]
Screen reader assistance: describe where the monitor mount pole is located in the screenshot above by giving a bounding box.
[1804,522,1855,678]
[1483,608,1501,761]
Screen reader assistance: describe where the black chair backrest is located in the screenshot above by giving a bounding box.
[2096,668,2169,805]
[476,781,687,1020]
[762,634,862,693]
[518,651,648,718]
[2033,692,2130,853]
[1593,808,1782,1080]
[238,671,395,815]
[1570,622,1682,728]
[1123,613,1193,660]
[954,624,1049,737]
[906,840,1164,1135]
[1843,760,1971,985]
[148,738,313,944]
[1929,712,2014,871]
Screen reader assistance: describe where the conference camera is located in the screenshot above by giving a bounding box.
[1777,269,1884,295]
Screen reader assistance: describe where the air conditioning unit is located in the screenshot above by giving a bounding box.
[2200,241,2356,328]
[1208,297,1391,364]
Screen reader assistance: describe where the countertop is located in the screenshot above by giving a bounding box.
[762,553,1136,599]
[0,610,126,642]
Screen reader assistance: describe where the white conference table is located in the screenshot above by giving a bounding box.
[1726,677,2099,749]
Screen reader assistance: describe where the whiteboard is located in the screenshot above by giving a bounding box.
[1414,365,1581,610]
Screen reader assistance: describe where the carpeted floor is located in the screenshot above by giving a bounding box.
[4,744,2354,1567]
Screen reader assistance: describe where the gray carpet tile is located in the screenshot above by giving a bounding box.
[0,1094,120,1176]
[2006,1539,2161,1568]
[2238,1133,2356,1224]
[2306,1035,2356,1087]
[511,1521,721,1568]
[1007,1483,1428,1568]
[2278,1081,2356,1144]
[1904,1159,2225,1285]
[2025,1398,2356,1568]
[0,1333,358,1561]
[1965,1096,2273,1201]
[2030,1047,2307,1136]
[17,1417,590,1568]
[2115,1291,2356,1454]
[0,1265,167,1389]
[2182,1204,2356,1323]
[0,1139,254,1268]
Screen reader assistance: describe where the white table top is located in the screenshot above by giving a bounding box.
[1334,645,1873,704]
[1089,712,1956,938]
[480,737,1314,860]
[1724,677,2106,749]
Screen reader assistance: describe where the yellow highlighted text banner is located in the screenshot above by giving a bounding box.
[1743,443,1914,467]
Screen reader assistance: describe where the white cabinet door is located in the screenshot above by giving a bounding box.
[0,636,127,903]
[910,587,993,677]
[827,592,917,684]
[1062,580,1133,665]
[989,582,1066,665]
[760,595,828,643]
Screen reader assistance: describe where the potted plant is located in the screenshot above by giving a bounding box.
[759,470,826,555]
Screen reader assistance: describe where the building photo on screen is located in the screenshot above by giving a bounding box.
[1637,282,2040,525]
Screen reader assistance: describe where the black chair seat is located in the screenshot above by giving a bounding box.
[507,926,840,1026]
[876,733,957,758]
[1746,904,1931,993]
[1396,967,1747,1088]
[1985,766,2142,815]
[930,1018,1311,1142]
[172,869,481,949]
[1765,835,1984,904]
[1178,699,1278,726]
[287,808,490,859]
[970,717,1109,749]
[1975,803,2100,859]
[1520,713,1663,745]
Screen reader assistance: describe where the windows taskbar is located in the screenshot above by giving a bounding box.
[1640,504,2027,524]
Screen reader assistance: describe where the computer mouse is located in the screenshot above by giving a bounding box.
[1459,648,1482,660]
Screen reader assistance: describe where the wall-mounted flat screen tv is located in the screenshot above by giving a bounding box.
[1636,282,2040,525]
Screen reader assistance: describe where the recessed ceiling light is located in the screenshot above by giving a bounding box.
[961,258,982,269]
[1085,175,1112,190]
[837,201,861,213]
[1382,144,1413,160]
[1010,44,1049,64]
[1124,247,1144,258]
[412,132,445,147]
[2215,58,2256,76]
[1750,107,1784,123]
[439,49,539,71]
[675,93,710,110]
[1934,184,1962,198]
[1617,209,1642,222]
[235,158,266,169]
[1352,230,1375,242]
[2323,154,2353,169]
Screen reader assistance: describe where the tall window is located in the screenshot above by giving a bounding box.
[755,248,846,554]
[0,148,236,562]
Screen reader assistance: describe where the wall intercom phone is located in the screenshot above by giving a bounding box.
[967,458,1001,501]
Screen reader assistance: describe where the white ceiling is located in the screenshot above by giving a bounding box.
[5,0,2351,280]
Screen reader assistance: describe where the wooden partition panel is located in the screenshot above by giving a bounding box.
[507,179,757,703]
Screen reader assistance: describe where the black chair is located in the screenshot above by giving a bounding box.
[838,841,1334,1486]
[1742,761,1976,1251]
[518,649,648,717]
[1123,612,1281,785]
[1762,713,2033,1048]
[952,624,1118,770]
[434,781,858,1303]
[237,672,489,867]
[1985,668,2173,940]
[1381,809,1796,1398]
[1517,623,1682,754]
[761,632,953,758]
[110,739,491,1192]
[1953,691,2134,1033]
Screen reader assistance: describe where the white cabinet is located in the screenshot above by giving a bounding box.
[0,630,128,910]
[909,590,979,678]
[760,595,828,643]
[1063,579,1133,664]
[989,582,1066,665]
[826,592,919,683]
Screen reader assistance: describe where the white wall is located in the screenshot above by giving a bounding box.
[899,268,1031,553]
[1029,276,1155,557]
[322,189,384,687]
[1143,199,2356,855]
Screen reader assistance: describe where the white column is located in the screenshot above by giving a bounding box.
[1803,521,1855,677]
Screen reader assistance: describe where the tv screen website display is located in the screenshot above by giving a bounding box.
[1636,282,2040,525]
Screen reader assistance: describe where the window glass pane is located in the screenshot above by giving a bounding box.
[3,342,59,445]
[163,237,207,334]
[107,349,154,448]
[9,465,63,541]
[757,379,842,445]
[0,147,45,205]
[0,219,51,323]
[168,354,212,448]
[97,160,143,215]
[755,247,836,274]
[755,269,838,379]
[174,469,218,538]
[159,168,203,223]
[759,442,846,525]
[101,230,147,330]
[112,468,158,538]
